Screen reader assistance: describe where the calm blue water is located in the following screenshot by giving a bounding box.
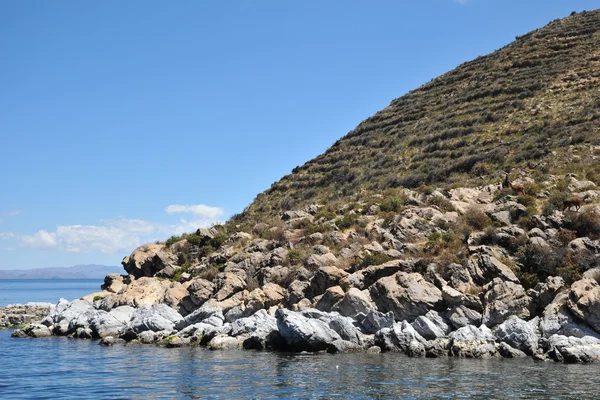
[0,279,103,306]
[1,281,600,399]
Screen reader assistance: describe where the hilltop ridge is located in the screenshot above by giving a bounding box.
[239,9,600,222]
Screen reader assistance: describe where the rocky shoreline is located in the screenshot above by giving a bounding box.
[1,303,54,329]
[10,270,600,363]
[10,178,600,364]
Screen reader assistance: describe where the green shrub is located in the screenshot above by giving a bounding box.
[315,210,337,221]
[463,208,493,230]
[171,262,193,282]
[564,210,600,238]
[554,229,576,246]
[525,183,542,196]
[353,253,395,270]
[186,234,207,246]
[517,195,536,208]
[165,235,183,247]
[336,213,359,230]
[379,196,406,213]
[209,234,227,249]
[543,192,568,215]
[427,195,455,212]
[286,248,305,266]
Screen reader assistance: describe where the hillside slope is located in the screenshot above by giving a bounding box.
[17,10,600,363]
[241,10,600,222]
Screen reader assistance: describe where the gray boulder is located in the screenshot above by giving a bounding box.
[122,304,183,340]
[357,310,395,334]
[275,308,342,352]
[175,302,224,330]
[411,314,447,340]
[449,325,498,358]
[331,288,375,317]
[547,334,600,363]
[567,278,600,333]
[374,321,426,357]
[229,309,281,350]
[369,272,443,321]
[482,278,531,327]
[42,299,95,335]
[89,306,135,338]
[466,255,519,285]
[446,305,482,329]
[11,323,52,338]
[493,316,538,355]
[540,291,600,338]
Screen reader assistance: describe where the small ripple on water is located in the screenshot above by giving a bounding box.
[2,331,600,399]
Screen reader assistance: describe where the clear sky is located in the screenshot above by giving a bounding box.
[1,0,597,269]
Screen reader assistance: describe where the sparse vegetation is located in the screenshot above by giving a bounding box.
[335,213,359,230]
[463,208,493,231]
[352,253,395,270]
[165,235,183,248]
[234,10,600,226]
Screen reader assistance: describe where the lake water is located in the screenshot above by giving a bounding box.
[0,279,103,306]
[1,281,600,399]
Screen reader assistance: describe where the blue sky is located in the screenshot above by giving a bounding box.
[1,0,597,269]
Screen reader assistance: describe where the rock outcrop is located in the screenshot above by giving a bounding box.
[0,303,54,329]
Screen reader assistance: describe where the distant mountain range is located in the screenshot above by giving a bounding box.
[0,264,122,279]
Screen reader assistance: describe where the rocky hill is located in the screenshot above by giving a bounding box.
[13,10,600,363]
[240,9,600,222]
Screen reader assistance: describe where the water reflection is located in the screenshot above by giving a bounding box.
[2,330,600,399]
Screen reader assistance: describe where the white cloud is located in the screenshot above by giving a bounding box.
[20,224,141,254]
[165,204,225,219]
[17,204,226,254]
[21,230,57,248]
[0,232,15,239]
[7,210,22,216]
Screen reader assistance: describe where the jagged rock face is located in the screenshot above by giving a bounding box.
[567,279,600,333]
[369,272,443,322]
[493,316,539,355]
[482,278,532,327]
[121,304,183,340]
[528,276,565,313]
[275,308,342,352]
[332,288,376,317]
[122,244,178,278]
[449,325,498,358]
[305,267,349,300]
[340,260,412,290]
[98,277,189,314]
[466,255,519,286]
[375,321,426,356]
[101,274,130,293]
[11,323,52,338]
[446,305,482,330]
[315,286,345,312]
[539,291,600,339]
[547,335,600,363]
